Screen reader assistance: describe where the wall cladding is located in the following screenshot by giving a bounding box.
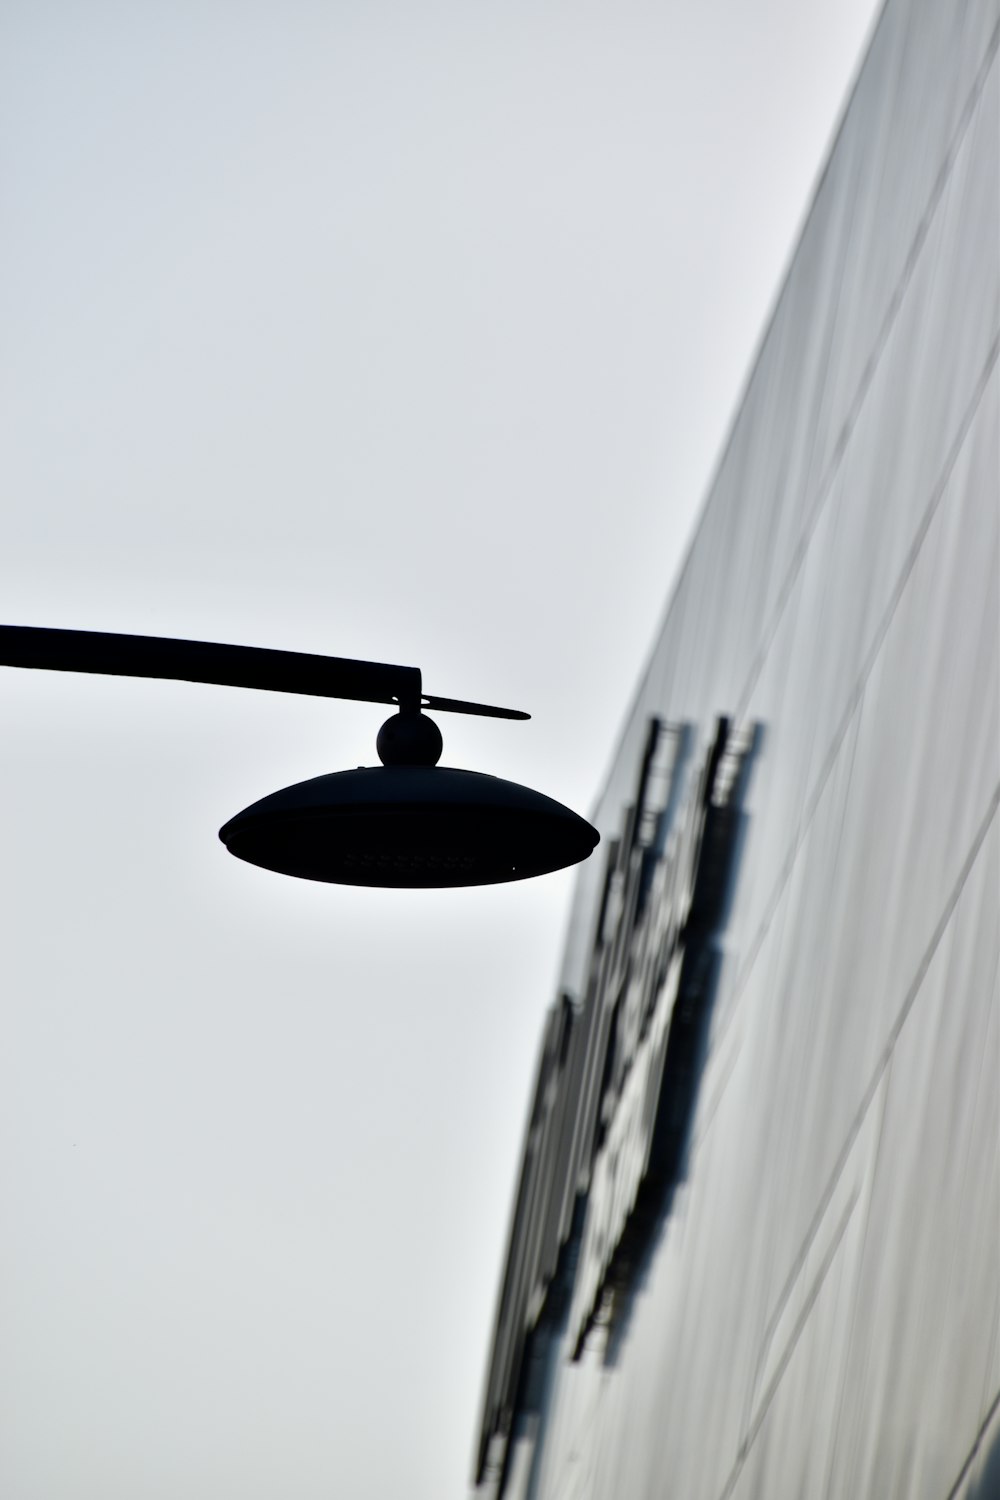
[474,1,1000,1496]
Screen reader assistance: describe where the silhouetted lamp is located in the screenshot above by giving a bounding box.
[0,626,599,888]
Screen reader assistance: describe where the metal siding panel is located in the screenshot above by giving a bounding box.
[477,0,1000,1492]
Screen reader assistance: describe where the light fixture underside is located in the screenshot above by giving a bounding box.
[220,766,599,889]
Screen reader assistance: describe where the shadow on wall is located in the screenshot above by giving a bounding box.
[569,716,763,1367]
[477,716,764,1500]
[961,1396,1000,1500]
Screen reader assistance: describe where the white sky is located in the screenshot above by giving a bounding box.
[1,4,882,1496]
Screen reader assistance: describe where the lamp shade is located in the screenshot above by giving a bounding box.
[219,765,599,888]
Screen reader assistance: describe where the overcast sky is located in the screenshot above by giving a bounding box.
[1,4,882,1497]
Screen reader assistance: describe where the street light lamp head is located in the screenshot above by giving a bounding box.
[219,760,599,889]
[0,626,600,889]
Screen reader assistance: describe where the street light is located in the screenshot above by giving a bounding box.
[0,625,599,888]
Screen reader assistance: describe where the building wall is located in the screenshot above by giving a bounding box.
[475,0,1000,1495]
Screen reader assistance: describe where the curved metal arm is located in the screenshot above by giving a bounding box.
[0,626,529,720]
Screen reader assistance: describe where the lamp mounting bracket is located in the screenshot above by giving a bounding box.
[0,626,529,722]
